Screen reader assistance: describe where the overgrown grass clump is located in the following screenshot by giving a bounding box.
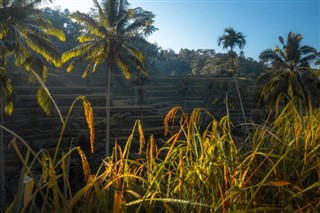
[4,102,320,212]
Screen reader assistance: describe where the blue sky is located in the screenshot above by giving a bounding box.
[48,0,320,61]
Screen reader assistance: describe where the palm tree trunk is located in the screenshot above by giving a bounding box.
[231,54,247,123]
[0,57,6,210]
[105,65,111,156]
[0,102,6,211]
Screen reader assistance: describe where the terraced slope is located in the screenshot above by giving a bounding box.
[2,70,256,204]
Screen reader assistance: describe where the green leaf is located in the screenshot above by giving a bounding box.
[37,87,53,116]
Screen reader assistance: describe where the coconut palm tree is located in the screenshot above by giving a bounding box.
[0,0,66,116]
[258,32,320,109]
[217,27,247,122]
[62,0,156,155]
[0,0,65,209]
[0,67,12,212]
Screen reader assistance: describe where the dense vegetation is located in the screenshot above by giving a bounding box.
[1,0,320,212]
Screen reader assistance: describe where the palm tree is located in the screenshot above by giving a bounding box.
[131,72,149,106]
[177,76,193,111]
[0,67,12,212]
[258,32,320,109]
[0,0,66,117]
[62,0,156,155]
[0,0,65,209]
[217,27,247,122]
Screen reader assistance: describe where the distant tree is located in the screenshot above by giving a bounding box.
[217,27,246,68]
[131,72,150,105]
[42,7,81,53]
[190,49,215,75]
[132,37,161,75]
[258,32,320,109]
[217,27,247,122]
[62,0,156,155]
[201,80,216,106]
[156,49,191,75]
[238,57,264,77]
[177,76,193,110]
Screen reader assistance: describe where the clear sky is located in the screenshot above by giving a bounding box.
[47,0,320,61]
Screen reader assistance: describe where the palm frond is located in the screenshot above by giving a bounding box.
[278,36,284,45]
[20,23,52,43]
[62,41,97,63]
[66,61,76,73]
[299,54,314,67]
[23,56,48,80]
[24,33,62,67]
[37,17,66,42]
[70,11,104,38]
[77,35,96,43]
[259,49,284,64]
[126,45,145,62]
[142,20,158,36]
[81,41,106,62]
[0,67,13,115]
[300,45,317,55]
[93,0,108,28]
[37,86,53,116]
[115,54,131,79]
[121,12,155,36]
[64,40,105,75]
[104,0,119,27]
[82,55,104,78]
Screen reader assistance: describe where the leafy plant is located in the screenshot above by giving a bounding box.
[258,32,320,110]
[4,100,320,212]
[62,0,157,156]
[217,27,247,123]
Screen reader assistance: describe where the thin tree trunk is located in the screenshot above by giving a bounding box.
[0,57,6,210]
[231,54,247,123]
[105,65,111,156]
[0,102,6,211]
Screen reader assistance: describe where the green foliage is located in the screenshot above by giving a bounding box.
[217,27,247,123]
[258,32,320,110]
[217,27,246,56]
[5,101,320,212]
[62,0,157,78]
[0,0,66,116]
[62,0,157,155]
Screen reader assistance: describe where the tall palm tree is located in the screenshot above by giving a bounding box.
[0,67,12,212]
[0,0,66,116]
[217,27,247,122]
[0,0,65,209]
[258,32,319,109]
[62,0,156,155]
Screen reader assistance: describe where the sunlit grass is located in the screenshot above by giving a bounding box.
[4,99,320,212]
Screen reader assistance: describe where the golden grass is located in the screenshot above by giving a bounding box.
[81,96,95,153]
[4,99,320,212]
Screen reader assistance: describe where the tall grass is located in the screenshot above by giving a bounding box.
[4,100,320,212]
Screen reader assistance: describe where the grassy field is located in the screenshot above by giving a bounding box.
[4,99,320,212]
